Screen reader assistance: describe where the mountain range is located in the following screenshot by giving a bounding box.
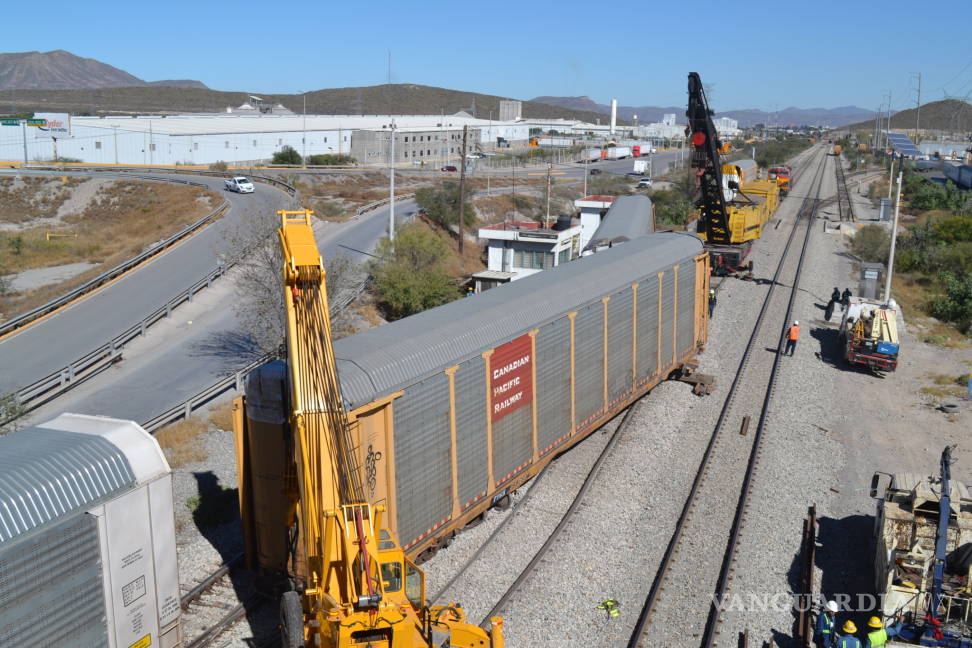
[0,50,207,91]
[530,95,881,128]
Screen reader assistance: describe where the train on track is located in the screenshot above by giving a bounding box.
[687,72,787,276]
[236,231,710,570]
[0,414,182,648]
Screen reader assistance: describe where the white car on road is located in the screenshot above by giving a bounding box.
[224,176,254,193]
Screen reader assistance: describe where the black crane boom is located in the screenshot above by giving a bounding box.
[686,72,732,245]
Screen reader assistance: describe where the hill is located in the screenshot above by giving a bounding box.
[0,83,613,123]
[845,98,972,134]
[0,50,207,91]
[530,95,879,127]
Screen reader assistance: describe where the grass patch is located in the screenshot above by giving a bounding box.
[207,401,235,433]
[155,418,208,468]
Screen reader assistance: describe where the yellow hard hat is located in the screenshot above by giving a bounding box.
[868,616,883,628]
[843,620,858,634]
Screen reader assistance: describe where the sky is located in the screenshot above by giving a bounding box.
[3,0,972,112]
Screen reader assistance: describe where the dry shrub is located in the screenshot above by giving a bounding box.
[155,418,208,468]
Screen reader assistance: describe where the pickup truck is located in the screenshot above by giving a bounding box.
[224,176,254,193]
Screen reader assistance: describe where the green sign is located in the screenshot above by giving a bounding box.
[26,119,46,127]
[0,118,19,126]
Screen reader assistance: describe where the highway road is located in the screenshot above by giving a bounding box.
[11,149,687,425]
[23,198,416,425]
[0,170,295,396]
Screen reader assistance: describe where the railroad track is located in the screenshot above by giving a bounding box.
[180,555,273,648]
[626,145,830,648]
[835,155,855,222]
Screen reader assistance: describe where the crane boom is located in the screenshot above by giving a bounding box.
[276,210,503,648]
[686,72,732,245]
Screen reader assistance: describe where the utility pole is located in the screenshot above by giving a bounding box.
[112,126,118,164]
[885,91,892,149]
[583,164,588,197]
[302,93,307,168]
[389,120,396,244]
[511,158,516,224]
[458,125,468,257]
[21,120,28,164]
[545,164,552,228]
[888,158,895,199]
[148,120,153,165]
[914,72,922,141]
[884,171,903,304]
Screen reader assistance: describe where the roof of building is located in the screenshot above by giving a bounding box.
[0,414,168,543]
[72,114,524,136]
[577,195,616,205]
[333,232,702,409]
[481,220,542,231]
[471,270,517,280]
[585,194,655,250]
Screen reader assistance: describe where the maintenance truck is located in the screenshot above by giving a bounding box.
[270,210,504,648]
[838,296,900,372]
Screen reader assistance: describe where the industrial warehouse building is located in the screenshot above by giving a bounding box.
[351,126,483,165]
[0,113,529,166]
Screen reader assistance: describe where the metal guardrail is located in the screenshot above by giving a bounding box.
[0,197,228,337]
[354,193,415,217]
[8,261,232,420]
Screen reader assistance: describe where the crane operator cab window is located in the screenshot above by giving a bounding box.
[380,561,403,593]
[405,559,424,609]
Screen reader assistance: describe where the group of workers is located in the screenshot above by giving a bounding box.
[815,600,902,648]
[825,287,853,321]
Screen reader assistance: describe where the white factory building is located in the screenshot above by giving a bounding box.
[0,113,532,166]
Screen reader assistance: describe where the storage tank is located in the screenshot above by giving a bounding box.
[0,414,181,648]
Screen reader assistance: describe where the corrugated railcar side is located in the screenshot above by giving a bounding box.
[344,244,710,557]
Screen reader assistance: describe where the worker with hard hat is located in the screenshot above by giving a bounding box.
[784,320,800,356]
[837,620,862,648]
[814,600,839,647]
[708,289,717,318]
[863,615,902,648]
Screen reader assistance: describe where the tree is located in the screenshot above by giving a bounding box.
[368,223,458,320]
[930,272,972,333]
[272,145,303,165]
[415,182,475,230]
[850,225,891,264]
[228,212,361,355]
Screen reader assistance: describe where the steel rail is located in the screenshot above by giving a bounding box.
[698,151,827,647]
[626,146,829,648]
[477,403,641,628]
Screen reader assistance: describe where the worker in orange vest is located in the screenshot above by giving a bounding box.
[784,320,800,356]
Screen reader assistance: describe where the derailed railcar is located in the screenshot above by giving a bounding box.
[237,232,708,564]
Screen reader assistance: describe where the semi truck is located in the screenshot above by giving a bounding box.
[838,297,900,372]
[606,146,632,160]
[581,148,602,163]
[633,159,649,175]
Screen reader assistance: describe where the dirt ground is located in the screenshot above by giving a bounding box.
[0,177,220,319]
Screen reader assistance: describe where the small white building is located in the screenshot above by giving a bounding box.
[473,219,582,289]
[574,195,616,249]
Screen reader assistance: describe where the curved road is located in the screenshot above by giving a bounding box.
[12,150,687,424]
[22,197,416,425]
[0,170,293,395]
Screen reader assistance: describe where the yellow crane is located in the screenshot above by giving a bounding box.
[276,209,504,648]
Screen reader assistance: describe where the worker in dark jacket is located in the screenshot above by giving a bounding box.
[837,620,862,648]
[831,287,841,303]
[841,288,853,309]
[814,600,839,647]
[708,289,717,317]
